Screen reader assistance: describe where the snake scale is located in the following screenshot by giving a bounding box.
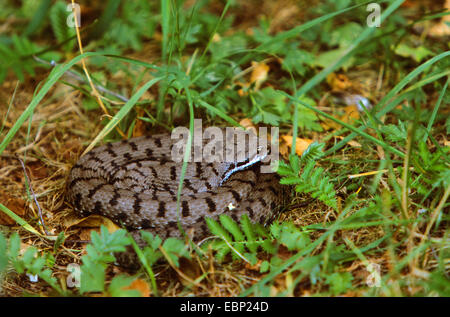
[66,129,286,267]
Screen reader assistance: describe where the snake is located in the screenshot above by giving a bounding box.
[66,128,286,266]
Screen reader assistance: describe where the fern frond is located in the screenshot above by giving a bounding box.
[204,215,313,264]
[300,141,325,163]
[296,161,337,208]
[219,214,245,242]
[381,121,407,142]
[278,142,337,209]
[205,214,276,262]
[205,217,233,242]
[49,1,76,52]
[238,214,258,253]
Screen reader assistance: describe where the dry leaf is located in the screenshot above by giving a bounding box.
[0,197,26,225]
[28,162,48,179]
[327,73,352,91]
[279,141,290,158]
[236,61,270,96]
[67,214,121,232]
[404,0,450,37]
[321,117,342,131]
[123,278,151,297]
[336,136,361,148]
[341,105,360,122]
[178,257,202,289]
[238,118,257,135]
[444,138,449,147]
[250,61,269,90]
[348,140,362,148]
[281,135,313,156]
[79,228,94,242]
[133,107,146,137]
[429,16,450,37]
[212,33,221,42]
[321,105,360,131]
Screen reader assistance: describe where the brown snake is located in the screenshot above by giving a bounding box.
[66,129,286,266]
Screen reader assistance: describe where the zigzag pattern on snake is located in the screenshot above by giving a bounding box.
[66,130,286,252]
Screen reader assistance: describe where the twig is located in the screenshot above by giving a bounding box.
[422,184,450,241]
[70,1,125,138]
[33,56,129,103]
[401,122,415,220]
[348,167,414,179]
[0,81,19,135]
[16,155,52,236]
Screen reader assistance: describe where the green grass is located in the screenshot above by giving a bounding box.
[0,0,449,297]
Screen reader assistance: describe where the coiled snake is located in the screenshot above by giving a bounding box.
[66,129,286,266]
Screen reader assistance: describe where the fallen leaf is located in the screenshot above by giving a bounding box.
[341,105,360,123]
[320,105,360,131]
[444,138,449,147]
[321,118,341,131]
[348,140,362,148]
[79,228,94,242]
[28,162,48,179]
[133,107,146,137]
[250,61,269,90]
[67,214,121,232]
[327,73,352,91]
[239,118,257,135]
[336,136,361,148]
[279,141,290,158]
[123,278,151,297]
[428,5,450,37]
[0,197,26,225]
[212,33,221,42]
[281,135,313,156]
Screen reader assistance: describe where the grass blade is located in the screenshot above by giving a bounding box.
[0,52,106,155]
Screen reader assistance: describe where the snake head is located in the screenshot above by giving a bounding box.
[220,144,269,186]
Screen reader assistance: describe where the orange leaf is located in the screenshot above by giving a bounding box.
[132,107,147,137]
[327,73,352,91]
[279,141,290,158]
[0,197,26,225]
[281,135,313,156]
[341,105,360,123]
[238,118,257,135]
[68,214,121,232]
[250,61,269,90]
[123,278,151,297]
[321,105,360,131]
[321,118,341,131]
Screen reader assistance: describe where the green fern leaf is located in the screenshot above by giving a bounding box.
[240,214,258,253]
[49,1,76,52]
[205,215,278,261]
[280,176,304,185]
[219,214,245,242]
[205,217,233,242]
[280,149,337,209]
[300,142,325,163]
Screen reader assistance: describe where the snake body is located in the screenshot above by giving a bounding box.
[66,131,286,265]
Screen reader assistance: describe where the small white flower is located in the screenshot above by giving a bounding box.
[27,273,38,283]
[227,203,236,210]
